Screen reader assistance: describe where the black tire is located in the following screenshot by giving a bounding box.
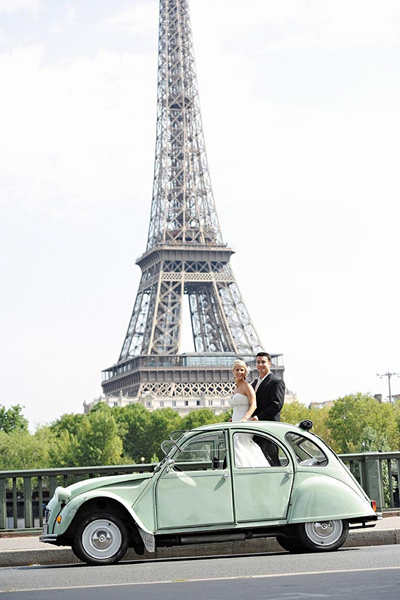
[73,512,129,565]
[296,519,349,552]
[276,535,306,553]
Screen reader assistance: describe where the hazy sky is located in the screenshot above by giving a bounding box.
[1,0,400,430]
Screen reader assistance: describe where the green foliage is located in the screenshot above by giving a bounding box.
[354,426,395,508]
[180,408,221,430]
[145,408,183,462]
[281,402,334,446]
[355,426,391,453]
[112,404,152,463]
[0,405,28,434]
[47,428,78,468]
[50,412,85,437]
[48,408,124,467]
[0,427,51,470]
[308,406,334,448]
[326,393,399,454]
[222,408,233,422]
[281,401,310,425]
[73,410,124,467]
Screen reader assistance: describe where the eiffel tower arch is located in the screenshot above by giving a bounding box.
[101,0,284,409]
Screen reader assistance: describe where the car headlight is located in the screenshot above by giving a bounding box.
[54,486,71,503]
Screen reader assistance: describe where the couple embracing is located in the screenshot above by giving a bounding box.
[229,352,285,467]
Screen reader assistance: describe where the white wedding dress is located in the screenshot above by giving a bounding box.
[229,393,270,468]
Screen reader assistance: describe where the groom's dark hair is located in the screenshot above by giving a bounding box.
[256,351,272,361]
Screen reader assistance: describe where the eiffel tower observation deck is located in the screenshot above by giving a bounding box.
[101,0,284,408]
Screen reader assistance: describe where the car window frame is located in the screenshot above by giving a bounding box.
[230,427,290,469]
[285,431,329,467]
[168,429,230,472]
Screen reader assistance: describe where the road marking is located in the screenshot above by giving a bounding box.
[2,565,400,593]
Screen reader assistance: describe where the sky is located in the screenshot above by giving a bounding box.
[1,0,400,430]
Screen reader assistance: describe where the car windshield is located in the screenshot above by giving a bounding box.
[285,432,328,466]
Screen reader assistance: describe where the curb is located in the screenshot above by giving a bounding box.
[1,528,400,567]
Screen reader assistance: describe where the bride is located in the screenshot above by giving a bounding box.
[229,360,270,468]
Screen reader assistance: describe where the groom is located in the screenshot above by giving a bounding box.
[251,351,285,465]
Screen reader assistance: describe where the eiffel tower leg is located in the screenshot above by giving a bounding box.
[119,280,153,360]
[119,261,185,358]
[188,283,233,353]
[217,279,263,356]
[150,277,184,354]
[188,277,263,356]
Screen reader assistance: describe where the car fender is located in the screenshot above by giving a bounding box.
[55,490,156,553]
[288,474,375,523]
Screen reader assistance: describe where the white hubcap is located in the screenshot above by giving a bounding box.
[304,520,343,546]
[82,520,122,559]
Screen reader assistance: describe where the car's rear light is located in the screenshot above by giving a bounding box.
[371,501,377,512]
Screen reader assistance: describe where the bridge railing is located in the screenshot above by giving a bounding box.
[0,451,399,532]
[340,451,400,512]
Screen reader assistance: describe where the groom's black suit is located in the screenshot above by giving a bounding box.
[252,372,285,422]
[252,372,285,465]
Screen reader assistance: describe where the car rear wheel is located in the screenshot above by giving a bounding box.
[73,512,129,565]
[296,519,349,551]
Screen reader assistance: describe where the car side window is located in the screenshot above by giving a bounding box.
[232,433,289,468]
[285,433,328,466]
[175,431,227,471]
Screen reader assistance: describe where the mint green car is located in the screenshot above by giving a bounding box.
[40,420,378,565]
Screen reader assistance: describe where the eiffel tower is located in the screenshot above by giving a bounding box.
[101,0,284,404]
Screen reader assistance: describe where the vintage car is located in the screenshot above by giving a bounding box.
[40,420,378,565]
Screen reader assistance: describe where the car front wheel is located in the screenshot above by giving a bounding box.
[297,519,349,551]
[73,513,129,565]
[276,535,306,553]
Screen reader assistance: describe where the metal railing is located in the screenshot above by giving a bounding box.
[0,451,399,532]
[340,451,400,512]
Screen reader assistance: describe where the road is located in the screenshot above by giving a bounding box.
[1,545,400,599]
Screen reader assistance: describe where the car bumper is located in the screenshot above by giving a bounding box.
[39,534,60,545]
[348,513,380,528]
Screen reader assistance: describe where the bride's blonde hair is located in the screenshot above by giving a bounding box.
[232,359,249,378]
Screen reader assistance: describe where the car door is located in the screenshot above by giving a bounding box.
[155,430,234,530]
[230,429,294,523]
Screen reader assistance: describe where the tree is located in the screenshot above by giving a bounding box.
[112,404,152,463]
[48,412,87,467]
[181,408,222,430]
[308,406,334,447]
[281,401,310,426]
[49,410,125,468]
[50,412,85,437]
[47,428,80,468]
[0,427,52,470]
[326,393,398,454]
[371,401,400,451]
[146,409,183,462]
[394,400,400,446]
[71,410,124,466]
[0,405,28,434]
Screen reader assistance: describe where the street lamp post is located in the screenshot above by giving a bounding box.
[377,372,400,404]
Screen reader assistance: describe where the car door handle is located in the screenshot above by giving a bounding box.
[285,468,294,477]
[222,473,229,479]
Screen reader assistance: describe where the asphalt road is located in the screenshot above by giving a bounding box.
[1,544,400,599]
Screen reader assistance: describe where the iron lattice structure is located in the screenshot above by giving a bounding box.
[102,0,282,400]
